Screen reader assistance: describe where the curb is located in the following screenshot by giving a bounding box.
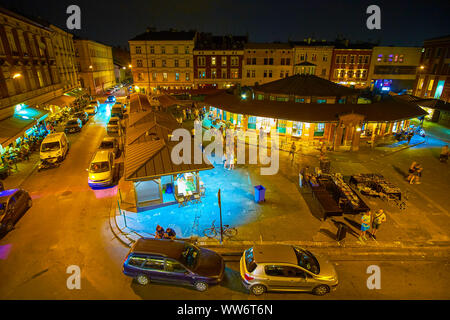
[379,139,425,157]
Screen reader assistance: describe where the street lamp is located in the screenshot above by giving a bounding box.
[13,73,22,79]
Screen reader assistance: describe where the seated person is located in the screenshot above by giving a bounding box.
[155,225,165,239]
[163,228,176,240]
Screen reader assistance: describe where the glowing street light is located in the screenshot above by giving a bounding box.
[420,65,425,70]
[13,73,22,79]
[128,64,132,68]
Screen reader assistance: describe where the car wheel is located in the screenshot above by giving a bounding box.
[136,274,150,286]
[194,281,208,292]
[250,284,266,296]
[312,285,329,296]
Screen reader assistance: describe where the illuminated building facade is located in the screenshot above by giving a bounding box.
[291,39,334,80]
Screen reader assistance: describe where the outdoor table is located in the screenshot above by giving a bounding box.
[312,189,343,219]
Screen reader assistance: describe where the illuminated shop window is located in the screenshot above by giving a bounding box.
[314,123,325,137]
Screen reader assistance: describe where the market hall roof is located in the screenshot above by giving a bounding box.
[393,94,450,112]
[124,140,214,181]
[203,91,428,123]
[252,74,360,97]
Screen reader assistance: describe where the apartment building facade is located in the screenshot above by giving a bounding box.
[193,33,247,89]
[241,43,294,87]
[413,35,450,102]
[369,46,421,93]
[74,38,115,95]
[291,39,334,79]
[129,30,196,94]
[0,6,63,121]
[50,24,78,92]
[329,44,373,88]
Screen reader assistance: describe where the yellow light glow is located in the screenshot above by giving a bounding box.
[420,65,425,70]
[89,65,93,69]
[13,73,22,79]
[128,64,132,68]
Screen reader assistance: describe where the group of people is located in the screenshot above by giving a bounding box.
[359,209,387,241]
[155,225,177,240]
[407,161,423,184]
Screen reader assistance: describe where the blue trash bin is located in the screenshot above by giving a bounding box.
[254,185,266,202]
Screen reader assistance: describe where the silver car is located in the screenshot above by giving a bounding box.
[240,244,338,296]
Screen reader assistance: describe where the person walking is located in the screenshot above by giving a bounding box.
[413,163,423,184]
[229,151,235,170]
[406,161,416,183]
[359,211,372,241]
[371,209,386,239]
[440,145,449,163]
[289,142,296,161]
[407,130,413,144]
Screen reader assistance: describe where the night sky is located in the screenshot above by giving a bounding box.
[1,0,449,48]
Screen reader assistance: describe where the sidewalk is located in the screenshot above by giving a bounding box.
[1,152,40,190]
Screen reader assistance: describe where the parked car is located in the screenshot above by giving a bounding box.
[0,188,32,234]
[240,245,338,296]
[98,136,120,158]
[87,150,114,188]
[64,118,82,134]
[74,111,89,124]
[106,95,116,103]
[111,105,124,119]
[107,116,121,135]
[122,238,225,291]
[84,103,98,116]
[40,132,69,164]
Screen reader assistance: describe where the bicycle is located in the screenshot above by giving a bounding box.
[203,220,238,239]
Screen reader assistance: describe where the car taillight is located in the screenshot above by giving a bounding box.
[244,273,254,281]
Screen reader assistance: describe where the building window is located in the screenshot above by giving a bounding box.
[175,72,180,81]
[269,58,273,65]
[174,59,179,67]
[317,99,326,104]
[231,56,239,66]
[323,54,328,62]
[388,54,393,62]
[436,48,442,57]
[222,69,227,78]
[198,69,206,78]
[280,70,284,78]
[295,98,305,103]
[150,46,154,54]
[361,70,367,78]
[358,55,363,64]
[347,70,354,78]
[264,70,267,78]
[281,58,285,65]
[162,60,166,67]
[314,123,325,136]
[268,70,272,78]
[356,70,361,78]
[198,56,205,66]
[246,70,251,78]
[349,55,355,64]
[211,69,217,78]
[292,122,303,136]
[321,68,326,76]
[151,60,156,67]
[186,72,190,81]
[137,60,143,67]
[222,56,227,66]
[185,46,189,54]
[342,56,347,64]
[399,55,404,63]
[152,73,157,81]
[300,54,305,61]
[257,94,264,100]
[6,32,18,54]
[163,72,168,81]
[252,70,256,78]
[174,46,178,54]
[377,54,382,62]
[211,56,216,66]
[137,73,144,81]
[161,46,165,54]
[311,54,317,61]
[252,57,256,65]
[135,46,142,54]
[335,55,341,63]
[231,69,239,79]
[264,58,268,65]
[246,58,251,65]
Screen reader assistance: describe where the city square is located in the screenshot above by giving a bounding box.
[0,0,449,309]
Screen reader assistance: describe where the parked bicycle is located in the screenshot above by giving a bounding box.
[203,220,237,239]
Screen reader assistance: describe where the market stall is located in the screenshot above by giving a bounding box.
[349,173,402,201]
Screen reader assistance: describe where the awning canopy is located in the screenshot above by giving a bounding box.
[46,94,76,107]
[0,108,48,146]
[203,91,428,123]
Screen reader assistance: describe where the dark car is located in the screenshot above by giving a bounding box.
[123,238,225,292]
[98,136,120,158]
[74,111,89,124]
[64,118,82,133]
[0,189,32,234]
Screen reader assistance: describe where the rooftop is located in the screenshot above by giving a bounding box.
[195,33,248,50]
[252,74,360,97]
[129,30,196,42]
[244,42,292,50]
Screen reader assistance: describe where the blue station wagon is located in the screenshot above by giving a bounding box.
[123,238,225,292]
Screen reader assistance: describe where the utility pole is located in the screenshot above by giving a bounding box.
[218,188,223,244]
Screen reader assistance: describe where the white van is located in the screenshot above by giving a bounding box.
[40,132,69,163]
[87,150,114,188]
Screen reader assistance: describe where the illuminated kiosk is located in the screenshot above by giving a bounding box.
[202,74,428,151]
[124,97,213,211]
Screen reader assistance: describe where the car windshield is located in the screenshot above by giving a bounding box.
[179,243,199,269]
[41,142,60,152]
[100,141,114,149]
[90,161,109,173]
[293,246,320,274]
